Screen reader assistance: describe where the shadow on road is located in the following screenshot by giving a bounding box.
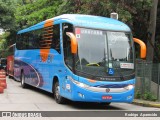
[14,81,124,110]
[66,101,124,110]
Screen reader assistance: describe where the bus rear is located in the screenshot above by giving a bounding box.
[7,44,15,77]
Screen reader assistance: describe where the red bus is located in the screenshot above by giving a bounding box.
[7,44,15,78]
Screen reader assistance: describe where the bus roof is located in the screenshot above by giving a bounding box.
[18,14,131,34]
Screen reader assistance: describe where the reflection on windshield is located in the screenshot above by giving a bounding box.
[107,32,133,62]
[76,28,106,65]
[72,28,135,80]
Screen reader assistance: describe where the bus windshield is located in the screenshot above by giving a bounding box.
[74,27,134,81]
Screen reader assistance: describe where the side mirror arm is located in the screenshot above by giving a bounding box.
[66,32,78,54]
[66,32,78,73]
[133,38,146,59]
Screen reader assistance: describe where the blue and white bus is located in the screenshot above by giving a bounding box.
[15,14,146,104]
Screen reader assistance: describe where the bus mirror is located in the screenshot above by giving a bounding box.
[133,38,146,59]
[66,32,78,54]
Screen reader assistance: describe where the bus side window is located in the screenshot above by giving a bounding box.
[29,29,42,49]
[16,35,21,50]
[52,24,60,53]
[23,33,29,49]
[28,32,34,49]
[16,34,26,50]
[62,23,73,63]
[34,29,43,49]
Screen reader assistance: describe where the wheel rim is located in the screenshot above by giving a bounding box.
[55,84,60,99]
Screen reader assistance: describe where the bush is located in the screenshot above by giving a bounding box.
[135,89,157,101]
[135,89,141,99]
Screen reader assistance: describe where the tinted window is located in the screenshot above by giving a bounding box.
[63,23,73,62]
[52,25,60,53]
[16,24,60,52]
[17,29,43,50]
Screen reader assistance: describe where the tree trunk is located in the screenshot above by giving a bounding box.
[146,0,158,62]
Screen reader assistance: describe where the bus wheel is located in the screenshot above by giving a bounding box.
[21,73,27,88]
[54,81,65,104]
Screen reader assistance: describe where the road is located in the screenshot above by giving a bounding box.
[0,77,159,120]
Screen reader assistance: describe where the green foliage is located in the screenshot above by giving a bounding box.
[0,0,155,59]
[143,91,157,101]
[57,0,152,30]
[135,89,157,101]
[0,32,10,57]
[135,0,152,10]
[15,0,62,29]
[0,0,16,30]
[0,32,9,47]
[135,89,141,99]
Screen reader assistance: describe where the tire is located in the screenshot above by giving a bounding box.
[21,72,27,88]
[54,81,66,104]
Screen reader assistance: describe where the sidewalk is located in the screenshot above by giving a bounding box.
[133,99,160,108]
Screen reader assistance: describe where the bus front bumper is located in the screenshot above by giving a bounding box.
[69,82,134,103]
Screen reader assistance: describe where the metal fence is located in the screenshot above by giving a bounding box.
[135,60,160,101]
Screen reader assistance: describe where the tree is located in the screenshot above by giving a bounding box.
[0,0,16,56]
[146,0,158,62]
[0,0,15,30]
[15,0,62,30]
[154,1,160,62]
[0,0,156,60]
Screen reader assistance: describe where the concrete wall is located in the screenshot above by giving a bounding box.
[151,81,160,101]
[135,77,160,101]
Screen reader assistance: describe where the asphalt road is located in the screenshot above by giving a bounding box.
[0,77,159,120]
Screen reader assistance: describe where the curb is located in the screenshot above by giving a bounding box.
[133,100,160,108]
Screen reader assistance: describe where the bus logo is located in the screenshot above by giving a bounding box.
[106,88,110,93]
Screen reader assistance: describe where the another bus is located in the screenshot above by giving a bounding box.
[15,14,146,104]
[7,44,15,78]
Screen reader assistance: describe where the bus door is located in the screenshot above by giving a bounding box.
[62,23,74,97]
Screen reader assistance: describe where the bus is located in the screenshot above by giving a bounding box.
[15,14,146,104]
[7,44,15,78]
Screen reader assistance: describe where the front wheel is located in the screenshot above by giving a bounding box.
[54,81,66,104]
[21,72,27,88]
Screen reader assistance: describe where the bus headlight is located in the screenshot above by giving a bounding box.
[77,82,89,88]
[73,80,90,88]
[68,76,89,88]
[124,84,134,90]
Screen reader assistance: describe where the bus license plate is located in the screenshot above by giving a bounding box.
[102,96,112,100]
